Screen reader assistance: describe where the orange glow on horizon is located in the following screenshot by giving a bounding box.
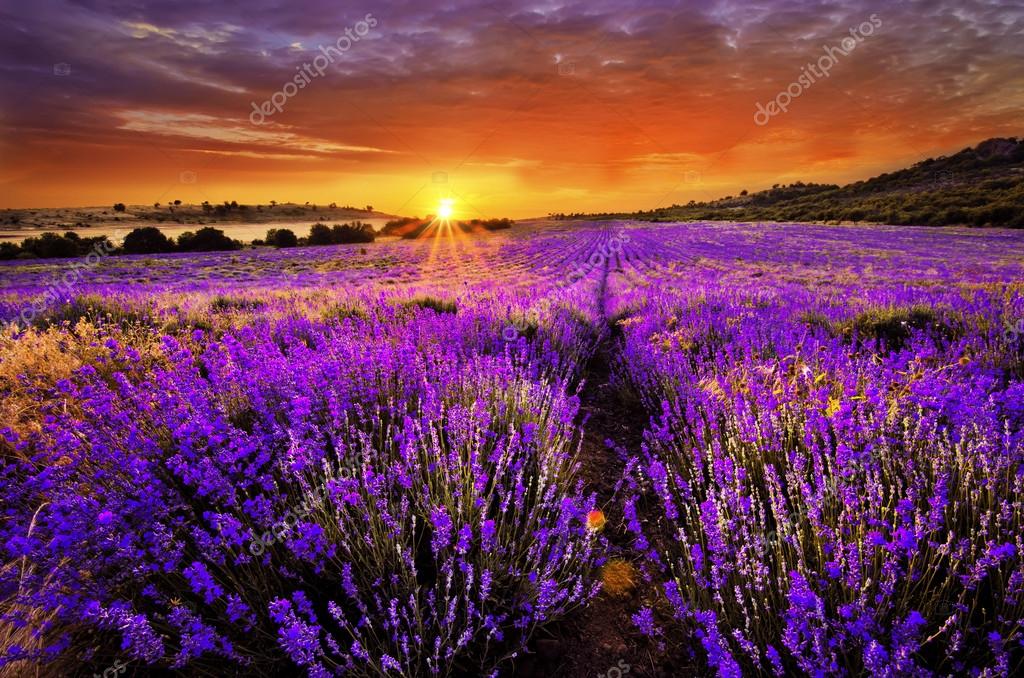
[2,3,1021,217]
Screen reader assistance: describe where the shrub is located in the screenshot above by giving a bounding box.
[19,232,79,259]
[266,228,298,248]
[404,295,458,314]
[0,313,601,675]
[123,227,175,254]
[0,242,19,260]
[307,223,335,246]
[833,304,952,351]
[177,227,240,252]
[209,295,266,312]
[330,222,375,244]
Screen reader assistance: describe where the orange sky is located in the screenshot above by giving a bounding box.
[1,1,1022,218]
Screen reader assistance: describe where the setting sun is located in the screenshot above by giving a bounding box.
[1,2,1022,676]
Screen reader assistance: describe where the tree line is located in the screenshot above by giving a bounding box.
[256,222,376,248]
[0,222,378,260]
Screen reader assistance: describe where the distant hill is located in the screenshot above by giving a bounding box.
[0,202,397,232]
[561,137,1024,227]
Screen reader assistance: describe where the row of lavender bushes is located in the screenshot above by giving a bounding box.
[1,290,608,676]
[607,234,1023,675]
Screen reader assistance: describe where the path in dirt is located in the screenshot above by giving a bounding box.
[516,233,694,677]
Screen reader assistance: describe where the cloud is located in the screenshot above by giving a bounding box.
[116,110,395,155]
[1,0,1022,214]
[120,21,242,55]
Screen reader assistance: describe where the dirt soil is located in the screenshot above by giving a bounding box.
[514,332,699,677]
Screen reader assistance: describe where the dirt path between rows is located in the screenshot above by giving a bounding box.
[517,241,695,677]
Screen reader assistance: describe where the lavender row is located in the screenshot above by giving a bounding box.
[607,223,1024,675]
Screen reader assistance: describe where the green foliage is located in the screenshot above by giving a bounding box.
[0,242,19,259]
[35,294,155,329]
[123,227,175,255]
[307,223,335,246]
[21,232,77,258]
[2,232,114,260]
[330,222,375,244]
[265,228,298,248]
[404,296,458,314]
[829,305,960,351]
[380,216,426,238]
[177,227,241,252]
[209,295,266,312]
[306,222,376,245]
[321,300,368,322]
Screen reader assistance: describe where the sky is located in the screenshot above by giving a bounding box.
[0,0,1022,219]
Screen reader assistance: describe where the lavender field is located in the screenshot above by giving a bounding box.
[1,221,1022,676]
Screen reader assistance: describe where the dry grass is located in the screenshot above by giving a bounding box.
[0,320,172,676]
[0,320,165,448]
[601,559,638,598]
[0,322,104,441]
[0,506,68,678]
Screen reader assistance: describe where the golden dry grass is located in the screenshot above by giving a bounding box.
[600,558,638,598]
[0,321,105,441]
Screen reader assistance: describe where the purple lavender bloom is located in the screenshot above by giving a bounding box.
[632,607,658,637]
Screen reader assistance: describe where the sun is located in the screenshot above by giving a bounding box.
[437,198,454,220]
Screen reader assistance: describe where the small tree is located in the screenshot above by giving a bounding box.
[113,203,126,212]
[0,242,20,260]
[177,227,240,252]
[123,227,175,254]
[307,223,334,246]
[266,228,298,248]
[21,232,78,258]
[330,222,375,244]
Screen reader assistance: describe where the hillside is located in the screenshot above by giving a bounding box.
[563,137,1024,227]
[0,202,396,232]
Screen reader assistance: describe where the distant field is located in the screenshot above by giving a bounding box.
[2,221,1022,676]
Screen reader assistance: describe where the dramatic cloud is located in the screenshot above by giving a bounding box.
[1,0,1022,215]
